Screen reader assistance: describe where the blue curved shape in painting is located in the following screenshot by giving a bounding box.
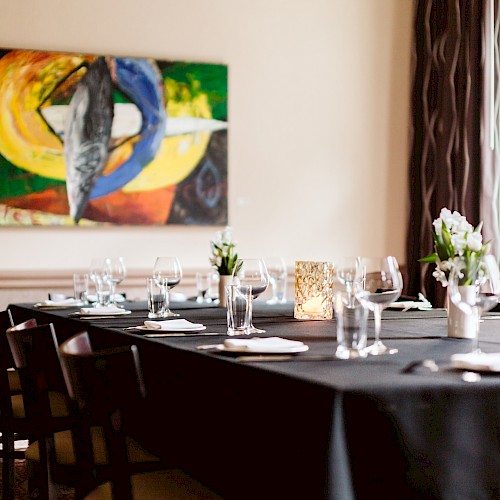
[90,57,167,199]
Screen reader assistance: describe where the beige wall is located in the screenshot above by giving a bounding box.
[0,0,413,295]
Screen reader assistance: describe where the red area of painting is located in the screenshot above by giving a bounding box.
[85,187,176,224]
[2,187,70,214]
[2,186,176,225]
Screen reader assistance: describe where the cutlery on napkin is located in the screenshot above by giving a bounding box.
[142,319,206,331]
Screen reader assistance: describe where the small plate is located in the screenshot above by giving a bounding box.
[216,344,309,355]
[134,325,207,333]
[35,302,84,310]
[70,309,132,317]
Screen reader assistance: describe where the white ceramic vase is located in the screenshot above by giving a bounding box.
[218,275,233,308]
[447,285,477,339]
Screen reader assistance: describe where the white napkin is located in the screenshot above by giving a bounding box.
[223,337,306,352]
[451,352,500,372]
[80,305,127,315]
[40,298,82,306]
[389,294,433,311]
[143,319,205,331]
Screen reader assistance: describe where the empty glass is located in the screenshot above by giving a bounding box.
[153,257,183,317]
[232,258,270,333]
[225,285,252,335]
[146,277,167,318]
[196,272,213,304]
[265,257,288,304]
[104,257,126,307]
[355,256,403,355]
[73,274,89,305]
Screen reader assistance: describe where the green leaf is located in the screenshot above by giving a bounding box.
[418,253,438,263]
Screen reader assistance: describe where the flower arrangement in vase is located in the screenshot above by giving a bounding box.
[419,208,490,286]
[419,208,491,338]
[210,226,238,306]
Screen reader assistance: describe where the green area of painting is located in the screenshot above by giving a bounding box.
[0,154,64,199]
[162,63,227,120]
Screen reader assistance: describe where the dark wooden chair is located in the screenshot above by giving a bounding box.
[15,326,170,499]
[0,311,38,500]
[5,321,76,499]
[58,331,222,500]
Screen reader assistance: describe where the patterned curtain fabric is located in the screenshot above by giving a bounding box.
[481,0,500,258]
[407,0,486,307]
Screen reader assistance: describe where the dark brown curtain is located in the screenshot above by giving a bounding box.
[406,0,485,307]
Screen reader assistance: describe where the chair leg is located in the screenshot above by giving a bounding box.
[1,430,16,500]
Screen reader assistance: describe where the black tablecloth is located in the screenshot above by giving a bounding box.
[8,301,500,499]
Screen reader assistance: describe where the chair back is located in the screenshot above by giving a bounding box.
[59,332,148,499]
[6,322,67,412]
[60,331,146,416]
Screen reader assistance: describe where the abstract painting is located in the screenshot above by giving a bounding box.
[0,48,228,226]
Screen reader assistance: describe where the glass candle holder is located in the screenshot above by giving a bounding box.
[294,260,335,320]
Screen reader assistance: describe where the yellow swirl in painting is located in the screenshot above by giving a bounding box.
[0,51,95,180]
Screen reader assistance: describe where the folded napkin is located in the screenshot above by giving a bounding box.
[451,352,500,372]
[389,293,433,311]
[143,319,205,331]
[223,337,306,352]
[80,305,126,315]
[40,298,82,306]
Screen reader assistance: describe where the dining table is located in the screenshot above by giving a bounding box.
[7,299,500,500]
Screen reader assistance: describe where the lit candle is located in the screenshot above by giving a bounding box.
[301,295,325,315]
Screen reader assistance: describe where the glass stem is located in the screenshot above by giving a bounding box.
[472,308,481,354]
[164,286,170,313]
[110,282,116,305]
[373,305,382,344]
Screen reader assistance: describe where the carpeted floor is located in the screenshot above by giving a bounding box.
[0,459,75,499]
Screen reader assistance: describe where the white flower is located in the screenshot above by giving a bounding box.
[467,231,482,252]
[422,208,489,287]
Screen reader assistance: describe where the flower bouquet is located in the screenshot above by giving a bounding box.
[210,226,238,275]
[419,208,490,286]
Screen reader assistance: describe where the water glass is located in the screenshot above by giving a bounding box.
[196,272,213,303]
[334,291,368,359]
[95,277,111,307]
[73,274,89,304]
[225,285,252,336]
[147,278,167,318]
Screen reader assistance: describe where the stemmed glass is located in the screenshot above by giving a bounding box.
[232,258,270,334]
[448,254,500,354]
[264,257,287,304]
[355,256,403,355]
[104,257,127,307]
[335,256,363,305]
[153,257,183,317]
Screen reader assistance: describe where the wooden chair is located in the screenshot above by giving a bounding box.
[58,331,222,500]
[5,321,77,499]
[16,326,170,499]
[0,311,38,500]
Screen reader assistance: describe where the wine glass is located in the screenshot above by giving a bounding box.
[355,256,403,355]
[232,258,270,334]
[104,257,127,307]
[448,254,500,354]
[153,257,183,317]
[335,256,363,305]
[264,257,287,304]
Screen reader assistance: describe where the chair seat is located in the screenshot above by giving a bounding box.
[8,369,21,392]
[11,390,70,420]
[85,469,222,500]
[26,426,160,465]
